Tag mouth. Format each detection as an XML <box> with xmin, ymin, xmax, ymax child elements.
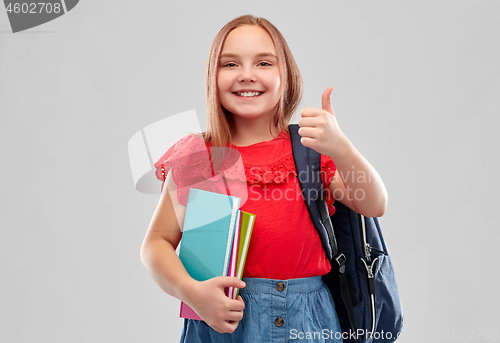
<box><xmin>233</xmin><ymin>91</ymin><xmax>264</xmax><ymax>97</ymax></box>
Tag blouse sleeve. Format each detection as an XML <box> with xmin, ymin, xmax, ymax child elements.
<box><xmin>320</xmin><ymin>154</ymin><xmax>337</xmax><ymax>216</ymax></box>
<box><xmin>153</xmin><ymin>134</ymin><xmax>214</xmax><ymax>205</ymax></box>
<box><xmin>153</xmin><ymin>135</ymin><xmax>247</xmax><ymax>206</ymax></box>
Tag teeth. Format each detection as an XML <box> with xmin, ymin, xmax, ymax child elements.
<box><xmin>236</xmin><ymin>92</ymin><xmax>261</xmax><ymax>97</ymax></box>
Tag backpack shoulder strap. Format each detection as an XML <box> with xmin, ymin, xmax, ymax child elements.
<box><xmin>288</xmin><ymin>124</ymin><xmax>341</xmax><ymax>264</ymax></box>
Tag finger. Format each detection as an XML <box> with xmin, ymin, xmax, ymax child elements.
<box><xmin>207</xmin><ymin>311</ymin><xmax>241</xmax><ymax>333</ymax></box>
<box><xmin>300</xmin><ymin>107</ymin><xmax>321</xmax><ymax>117</ymax></box>
<box><xmin>298</xmin><ymin>127</ymin><xmax>318</xmax><ymax>139</ymax></box>
<box><xmin>228</xmin><ymin>297</ymin><xmax>245</xmax><ymax>311</ymax></box>
<box><xmin>322</xmin><ymin>87</ymin><xmax>334</xmax><ymax>114</ymax></box>
<box><xmin>300</xmin><ymin>137</ymin><xmax>318</xmax><ymax>150</ymax></box>
<box><xmin>220</xmin><ymin>320</ymin><xmax>240</xmax><ymax>334</ymax></box>
<box><xmin>226</xmin><ymin>311</ymin><xmax>244</xmax><ymax>323</ymax></box>
<box><xmin>215</xmin><ymin>276</ymin><xmax>246</xmax><ymax>289</ymax></box>
<box><xmin>298</xmin><ymin>117</ymin><xmax>318</xmax><ymax>128</ymax></box>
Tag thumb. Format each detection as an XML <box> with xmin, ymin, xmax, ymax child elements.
<box><xmin>215</xmin><ymin>276</ymin><xmax>246</xmax><ymax>289</ymax></box>
<box><xmin>322</xmin><ymin>87</ymin><xmax>334</xmax><ymax>114</ymax></box>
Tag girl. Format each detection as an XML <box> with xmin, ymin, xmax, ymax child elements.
<box><xmin>141</xmin><ymin>15</ymin><xmax>387</xmax><ymax>343</ymax></box>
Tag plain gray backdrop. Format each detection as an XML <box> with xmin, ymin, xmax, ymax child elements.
<box><xmin>1</xmin><ymin>1</ymin><xmax>499</xmax><ymax>342</ymax></box>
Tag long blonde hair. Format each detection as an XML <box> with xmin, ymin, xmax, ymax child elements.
<box><xmin>204</xmin><ymin>15</ymin><xmax>303</xmax><ymax>148</ymax></box>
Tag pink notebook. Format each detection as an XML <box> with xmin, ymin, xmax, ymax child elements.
<box><xmin>180</xmin><ymin>302</ymin><xmax>203</xmax><ymax>321</ymax></box>
<box><xmin>226</xmin><ymin>210</ymin><xmax>241</xmax><ymax>299</ymax></box>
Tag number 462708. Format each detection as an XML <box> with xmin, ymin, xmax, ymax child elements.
<box><xmin>5</xmin><ymin>3</ymin><xmax>62</xmax><ymax>14</ymax></box>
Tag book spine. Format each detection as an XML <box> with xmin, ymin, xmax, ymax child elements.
<box><xmin>222</xmin><ymin>198</ymin><xmax>240</xmax><ymax>277</ymax></box>
<box><xmin>227</xmin><ymin>210</ymin><xmax>241</xmax><ymax>299</ymax></box>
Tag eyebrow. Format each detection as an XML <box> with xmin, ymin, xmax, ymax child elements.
<box><xmin>219</xmin><ymin>52</ymin><xmax>277</xmax><ymax>59</ymax></box>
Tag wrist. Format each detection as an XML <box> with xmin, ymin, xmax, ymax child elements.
<box><xmin>178</xmin><ymin>277</ymin><xmax>201</xmax><ymax>304</ymax></box>
<box><xmin>328</xmin><ymin>134</ymin><xmax>355</xmax><ymax>160</ymax></box>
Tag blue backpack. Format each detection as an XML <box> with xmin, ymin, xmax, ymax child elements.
<box><xmin>289</xmin><ymin>124</ymin><xmax>403</xmax><ymax>343</ymax></box>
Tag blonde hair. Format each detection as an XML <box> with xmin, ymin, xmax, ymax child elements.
<box><xmin>204</xmin><ymin>14</ymin><xmax>303</xmax><ymax>148</ymax></box>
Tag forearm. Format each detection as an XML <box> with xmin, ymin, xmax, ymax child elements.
<box><xmin>140</xmin><ymin>236</ymin><xmax>196</xmax><ymax>303</ymax></box>
<box><xmin>140</xmin><ymin>236</ymin><xmax>246</xmax><ymax>333</ymax></box>
<box><xmin>330</xmin><ymin>139</ymin><xmax>388</xmax><ymax>217</ymax></box>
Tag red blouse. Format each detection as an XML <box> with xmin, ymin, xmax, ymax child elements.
<box><xmin>154</xmin><ymin>130</ymin><xmax>337</xmax><ymax>280</ymax></box>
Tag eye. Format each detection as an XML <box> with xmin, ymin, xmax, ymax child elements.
<box><xmin>258</xmin><ymin>62</ymin><xmax>272</xmax><ymax>66</ymax></box>
<box><xmin>222</xmin><ymin>62</ymin><xmax>237</xmax><ymax>67</ymax></box>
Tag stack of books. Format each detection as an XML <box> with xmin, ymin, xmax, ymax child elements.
<box><xmin>178</xmin><ymin>188</ymin><xmax>255</xmax><ymax>321</ymax></box>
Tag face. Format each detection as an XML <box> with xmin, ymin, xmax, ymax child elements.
<box><xmin>217</xmin><ymin>25</ymin><xmax>281</xmax><ymax>123</ymax></box>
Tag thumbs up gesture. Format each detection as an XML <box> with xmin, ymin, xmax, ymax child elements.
<box><xmin>298</xmin><ymin>87</ymin><xmax>348</xmax><ymax>158</ymax></box>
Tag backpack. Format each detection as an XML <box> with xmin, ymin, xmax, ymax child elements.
<box><xmin>289</xmin><ymin>124</ymin><xmax>404</xmax><ymax>343</ymax></box>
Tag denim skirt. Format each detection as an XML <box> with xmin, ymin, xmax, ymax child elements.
<box><xmin>179</xmin><ymin>276</ymin><xmax>343</xmax><ymax>343</ymax></box>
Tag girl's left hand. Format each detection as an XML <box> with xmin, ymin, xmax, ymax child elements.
<box><xmin>298</xmin><ymin>87</ymin><xmax>349</xmax><ymax>158</ymax></box>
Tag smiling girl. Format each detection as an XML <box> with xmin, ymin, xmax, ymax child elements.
<box><xmin>141</xmin><ymin>15</ymin><xmax>387</xmax><ymax>343</ymax></box>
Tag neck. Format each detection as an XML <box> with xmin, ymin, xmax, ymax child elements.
<box><xmin>231</xmin><ymin>117</ymin><xmax>281</xmax><ymax>147</ymax></box>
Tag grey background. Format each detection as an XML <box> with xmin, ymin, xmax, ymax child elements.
<box><xmin>1</xmin><ymin>1</ymin><xmax>499</xmax><ymax>342</ymax></box>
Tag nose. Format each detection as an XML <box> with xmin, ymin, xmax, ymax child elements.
<box><xmin>238</xmin><ymin>66</ymin><xmax>256</xmax><ymax>83</ymax></box>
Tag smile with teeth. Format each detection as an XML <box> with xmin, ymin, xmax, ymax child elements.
<box><xmin>235</xmin><ymin>91</ymin><xmax>263</xmax><ymax>97</ymax></box>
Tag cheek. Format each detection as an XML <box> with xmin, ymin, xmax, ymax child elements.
<box><xmin>216</xmin><ymin>76</ymin><xmax>224</xmax><ymax>93</ymax></box>
<box><xmin>216</xmin><ymin>74</ymin><xmax>232</xmax><ymax>108</ymax></box>
<box><xmin>217</xmin><ymin>80</ymin><xmax>230</xmax><ymax>106</ymax></box>
<box><xmin>216</xmin><ymin>71</ymin><xmax>226</xmax><ymax>92</ymax></box>
<box><xmin>217</xmin><ymin>70</ymin><xmax>234</xmax><ymax>90</ymax></box>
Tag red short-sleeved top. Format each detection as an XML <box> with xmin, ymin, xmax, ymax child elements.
<box><xmin>154</xmin><ymin>130</ymin><xmax>337</xmax><ymax>280</ymax></box>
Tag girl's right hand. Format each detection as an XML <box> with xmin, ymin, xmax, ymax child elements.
<box><xmin>185</xmin><ymin>277</ymin><xmax>246</xmax><ymax>334</ymax></box>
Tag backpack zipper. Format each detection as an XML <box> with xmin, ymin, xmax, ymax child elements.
<box><xmin>359</xmin><ymin>214</ymin><xmax>377</xmax><ymax>338</ymax></box>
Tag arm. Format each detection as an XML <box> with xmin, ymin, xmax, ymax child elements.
<box><xmin>140</xmin><ymin>171</ymin><xmax>246</xmax><ymax>333</ymax></box>
<box><xmin>327</xmin><ymin>142</ymin><xmax>387</xmax><ymax>217</ymax></box>
<box><xmin>299</xmin><ymin>87</ymin><xmax>387</xmax><ymax>217</ymax></box>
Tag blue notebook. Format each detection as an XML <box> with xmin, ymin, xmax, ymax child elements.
<box><xmin>179</xmin><ymin>188</ymin><xmax>240</xmax><ymax>320</ymax></box>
